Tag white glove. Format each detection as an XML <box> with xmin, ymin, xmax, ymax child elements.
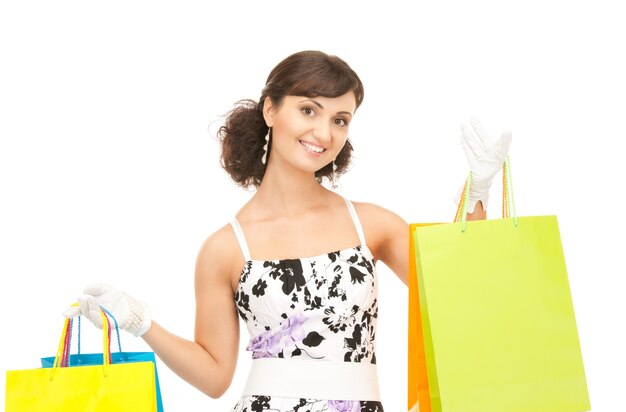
<box><xmin>458</xmin><ymin>116</ymin><xmax>512</xmax><ymax>213</ymax></box>
<box><xmin>63</xmin><ymin>283</ymin><xmax>152</xmax><ymax>337</ymax></box>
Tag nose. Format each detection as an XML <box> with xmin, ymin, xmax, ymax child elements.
<box><xmin>313</xmin><ymin>120</ymin><xmax>331</xmax><ymax>144</ymax></box>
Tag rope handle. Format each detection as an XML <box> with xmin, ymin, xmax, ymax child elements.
<box><xmin>50</xmin><ymin>307</ymin><xmax>110</xmax><ymax>380</ymax></box>
<box><xmin>453</xmin><ymin>156</ymin><xmax>518</xmax><ymax>231</ymax></box>
<box><xmin>51</xmin><ymin>304</ymin><xmax>123</xmax><ymax>378</ymax></box>
<box><xmin>100</xmin><ymin>306</ymin><xmax>123</xmax><ymax>356</ymax></box>
<box><xmin>73</xmin><ymin>307</ymin><xmax>122</xmax><ymax>359</ymax></box>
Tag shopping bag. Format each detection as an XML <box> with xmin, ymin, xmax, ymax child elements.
<box><xmin>409</xmin><ymin>222</ymin><xmax>438</xmax><ymax>412</ymax></box>
<box><xmin>5</xmin><ymin>306</ymin><xmax>159</xmax><ymax>412</ymax></box>
<box><xmin>409</xmin><ymin>158</ymin><xmax>591</xmax><ymax>412</ymax></box>
<box><xmin>40</xmin><ymin>311</ymin><xmax>165</xmax><ymax>412</ymax></box>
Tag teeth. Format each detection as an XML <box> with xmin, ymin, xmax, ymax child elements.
<box><xmin>300</xmin><ymin>141</ymin><xmax>325</xmax><ymax>153</ymax></box>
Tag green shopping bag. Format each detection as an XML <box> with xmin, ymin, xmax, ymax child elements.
<box><xmin>412</xmin><ymin>158</ymin><xmax>590</xmax><ymax>411</ymax></box>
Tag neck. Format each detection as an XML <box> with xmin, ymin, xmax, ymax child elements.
<box><xmin>252</xmin><ymin>162</ymin><xmax>331</xmax><ymax>218</ymax></box>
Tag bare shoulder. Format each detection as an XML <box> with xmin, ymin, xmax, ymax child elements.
<box><xmin>351</xmin><ymin>201</ymin><xmax>407</xmax><ymax>226</ymax></box>
<box><xmin>195</xmin><ymin>223</ymin><xmax>242</xmax><ymax>290</ymax></box>
<box><xmin>350</xmin><ymin>201</ymin><xmax>408</xmax><ymax>259</ymax></box>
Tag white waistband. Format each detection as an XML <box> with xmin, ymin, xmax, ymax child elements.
<box><xmin>242</xmin><ymin>358</ymin><xmax>381</xmax><ymax>401</ymax></box>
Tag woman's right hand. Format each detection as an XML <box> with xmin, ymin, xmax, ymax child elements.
<box><xmin>63</xmin><ymin>283</ymin><xmax>152</xmax><ymax>337</ymax></box>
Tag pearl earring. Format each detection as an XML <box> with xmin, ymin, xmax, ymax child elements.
<box><xmin>331</xmin><ymin>160</ymin><xmax>339</xmax><ymax>190</ymax></box>
<box><xmin>261</xmin><ymin>127</ymin><xmax>270</xmax><ymax>165</ymax></box>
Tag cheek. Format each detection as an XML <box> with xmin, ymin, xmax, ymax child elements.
<box><xmin>275</xmin><ymin>116</ymin><xmax>309</xmax><ymax>138</ymax></box>
<box><xmin>334</xmin><ymin>129</ymin><xmax>349</xmax><ymax>146</ymax></box>
<box><xmin>331</xmin><ymin>138</ymin><xmax>349</xmax><ymax>157</ymax></box>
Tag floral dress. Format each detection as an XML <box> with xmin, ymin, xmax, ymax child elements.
<box><xmin>230</xmin><ymin>199</ymin><xmax>384</xmax><ymax>412</ymax></box>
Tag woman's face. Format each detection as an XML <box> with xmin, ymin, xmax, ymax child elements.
<box><xmin>264</xmin><ymin>92</ymin><xmax>356</xmax><ymax>174</ymax></box>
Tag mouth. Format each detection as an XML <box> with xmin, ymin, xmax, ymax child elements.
<box><xmin>299</xmin><ymin>140</ymin><xmax>326</xmax><ymax>155</ymax></box>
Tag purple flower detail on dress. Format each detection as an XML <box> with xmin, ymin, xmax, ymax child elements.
<box><xmin>246</xmin><ymin>328</ymin><xmax>282</xmax><ymax>359</ymax></box>
<box><xmin>328</xmin><ymin>400</ymin><xmax>360</xmax><ymax>412</ymax></box>
<box><xmin>246</xmin><ymin>313</ymin><xmax>307</xmax><ymax>359</ymax></box>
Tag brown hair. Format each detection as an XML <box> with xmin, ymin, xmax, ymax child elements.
<box><xmin>217</xmin><ymin>50</ymin><xmax>364</xmax><ymax>189</ymax></box>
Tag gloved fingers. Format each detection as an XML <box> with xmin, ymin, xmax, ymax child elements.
<box><xmin>84</xmin><ymin>283</ymin><xmax>113</xmax><ymax>298</ymax></box>
<box><xmin>77</xmin><ymin>295</ymin><xmax>104</xmax><ymax>329</ymax></box>
<box><xmin>496</xmin><ymin>130</ymin><xmax>512</xmax><ymax>158</ymax></box>
<box><xmin>461</xmin><ymin>123</ymin><xmax>484</xmax><ymax>159</ymax></box>
<box><xmin>460</xmin><ymin>132</ymin><xmax>477</xmax><ymax>163</ymax></box>
<box><xmin>63</xmin><ymin>306</ymin><xmax>81</xmax><ymax>318</ymax></box>
<box><xmin>469</xmin><ymin>116</ymin><xmax>494</xmax><ymax>150</ymax></box>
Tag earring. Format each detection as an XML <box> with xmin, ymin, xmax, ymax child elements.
<box><xmin>261</xmin><ymin>127</ymin><xmax>270</xmax><ymax>165</ymax></box>
<box><xmin>331</xmin><ymin>160</ymin><xmax>339</xmax><ymax>190</ymax></box>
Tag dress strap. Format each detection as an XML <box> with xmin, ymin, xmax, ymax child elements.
<box><xmin>230</xmin><ymin>218</ymin><xmax>252</xmax><ymax>262</ymax></box>
<box><xmin>343</xmin><ymin>198</ymin><xmax>367</xmax><ymax>246</ymax></box>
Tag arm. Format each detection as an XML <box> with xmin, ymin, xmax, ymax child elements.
<box><xmin>68</xmin><ymin>226</ymin><xmax>242</xmax><ymax>399</ymax></box>
<box><xmin>142</xmin><ymin>227</ymin><xmax>240</xmax><ymax>398</ymax></box>
<box><xmin>355</xmin><ymin>202</ymin><xmax>409</xmax><ymax>286</ymax></box>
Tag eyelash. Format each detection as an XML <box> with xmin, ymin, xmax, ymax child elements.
<box><xmin>300</xmin><ymin>106</ymin><xmax>349</xmax><ymax>127</ymax></box>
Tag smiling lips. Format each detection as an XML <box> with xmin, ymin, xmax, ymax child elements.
<box><xmin>299</xmin><ymin>140</ymin><xmax>326</xmax><ymax>155</ymax></box>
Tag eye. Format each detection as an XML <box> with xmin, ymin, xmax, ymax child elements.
<box><xmin>301</xmin><ymin>106</ymin><xmax>316</xmax><ymax>117</ymax></box>
<box><xmin>334</xmin><ymin>118</ymin><xmax>348</xmax><ymax>127</ymax></box>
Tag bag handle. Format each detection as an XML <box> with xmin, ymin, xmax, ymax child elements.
<box><xmin>50</xmin><ymin>305</ymin><xmax>113</xmax><ymax>380</ymax></box>
<box><xmin>74</xmin><ymin>306</ymin><xmax>123</xmax><ymax>359</ymax></box>
<box><xmin>453</xmin><ymin>156</ymin><xmax>518</xmax><ymax>232</ymax></box>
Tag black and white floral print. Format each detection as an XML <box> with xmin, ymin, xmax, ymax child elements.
<box><xmin>236</xmin><ymin>246</ymin><xmax>378</xmax><ymax>363</ymax></box>
<box><xmin>232</xmin><ymin>245</ymin><xmax>382</xmax><ymax>412</ymax></box>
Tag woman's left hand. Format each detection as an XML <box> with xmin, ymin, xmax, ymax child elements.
<box><xmin>459</xmin><ymin>116</ymin><xmax>512</xmax><ymax>213</ymax></box>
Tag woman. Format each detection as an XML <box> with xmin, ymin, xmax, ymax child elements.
<box><xmin>66</xmin><ymin>50</ymin><xmax>509</xmax><ymax>411</ymax></box>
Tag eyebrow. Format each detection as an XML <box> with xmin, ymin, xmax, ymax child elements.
<box><xmin>299</xmin><ymin>98</ymin><xmax>353</xmax><ymax>118</ymax></box>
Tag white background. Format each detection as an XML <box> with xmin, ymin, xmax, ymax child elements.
<box><xmin>1</xmin><ymin>1</ymin><xmax>624</xmax><ymax>411</ymax></box>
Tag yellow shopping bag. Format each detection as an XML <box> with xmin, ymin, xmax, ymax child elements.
<box><xmin>409</xmin><ymin>158</ymin><xmax>590</xmax><ymax>411</ymax></box>
<box><xmin>5</xmin><ymin>307</ymin><xmax>158</xmax><ymax>412</ymax></box>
